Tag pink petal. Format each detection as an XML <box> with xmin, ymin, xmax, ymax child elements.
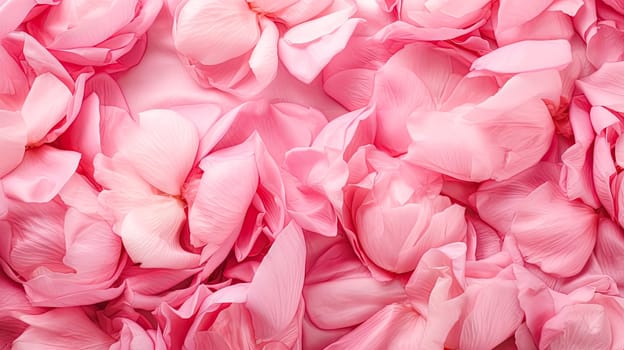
<box><xmin>459</xmin><ymin>281</ymin><xmax>524</xmax><ymax>350</ymax></box>
<box><xmin>2</xmin><ymin>198</ymin><xmax>69</xmax><ymax>279</ymax></box>
<box><xmin>3</xmin><ymin>145</ymin><xmax>80</xmax><ymax>203</ymax></box>
<box><xmin>273</xmin><ymin>0</ymin><xmax>334</xmax><ymax>26</ymax></box>
<box><xmin>33</xmin><ymin>0</ymin><xmax>139</xmax><ymax>48</ymax></box>
<box><xmin>189</xmin><ymin>140</ymin><xmax>259</xmax><ymax>251</ymax></box>
<box><xmin>174</xmin><ymin>0</ymin><xmax>260</xmax><ymax>65</ymax></box>
<box><xmin>540</xmin><ymin>304</ymin><xmax>612</xmax><ymax>350</ymax></box>
<box><xmin>594</xmin><ymin>218</ymin><xmax>624</xmax><ymax>289</ymax></box>
<box><xmin>305</xmin><ymin>242</ymin><xmax>406</xmax><ymax>330</ymax></box>
<box><xmin>280</xmin><ymin>12</ymin><xmax>362</xmax><ymax>83</ymax></box>
<box><xmin>0</xmin><ymin>0</ymin><xmax>36</xmax><ymax>38</ymax></box>
<box><xmin>577</xmin><ymin>61</ymin><xmax>624</xmax><ymax>111</ymax></box>
<box><xmin>14</xmin><ymin>308</ymin><xmax>115</xmax><ymax>350</ymax></box>
<box><xmin>323</xmin><ymin>68</ymin><xmax>376</xmax><ymax>111</ymax></box>
<box><xmin>120</xmin><ymin>109</ymin><xmax>198</xmax><ymax>196</ymax></box>
<box><xmin>0</xmin><ymin>110</ymin><xmax>26</xmax><ymax>177</ymax></box>
<box><xmin>249</xmin><ymin>0</ymin><xmax>299</xmax><ymax>14</ymax></box>
<box><xmin>246</xmin><ymin>222</ymin><xmax>305</xmax><ymax>343</ymax></box>
<box><xmin>511</xmin><ymin>182</ymin><xmax>598</xmax><ymax>277</ymax></box>
<box><xmin>496</xmin><ymin>0</ymin><xmax>555</xmax><ymax>31</ymax></box>
<box><xmin>215</xmin><ymin>101</ymin><xmax>327</xmax><ymax>164</ymax></box>
<box><xmin>20</xmin><ymin>72</ymin><xmax>72</xmax><ymax>146</ymax></box>
<box><xmin>325</xmin><ymin>304</ymin><xmax>425</xmax><ymax>349</ymax></box>
<box><xmin>119</xmin><ymin>196</ymin><xmax>199</xmax><ymax>269</ymax></box>
<box><xmin>471</xmin><ymin>39</ymin><xmax>572</xmax><ymax>73</ymax></box>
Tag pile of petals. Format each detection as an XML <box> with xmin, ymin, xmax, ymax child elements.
<box><xmin>5</xmin><ymin>0</ymin><xmax>624</xmax><ymax>349</ymax></box>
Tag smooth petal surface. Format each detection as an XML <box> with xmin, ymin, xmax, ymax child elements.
<box><xmin>120</xmin><ymin>196</ymin><xmax>199</xmax><ymax>269</ymax></box>
<box><xmin>471</xmin><ymin>39</ymin><xmax>572</xmax><ymax>73</ymax></box>
<box><xmin>120</xmin><ymin>109</ymin><xmax>198</xmax><ymax>196</ymax></box>
<box><xmin>511</xmin><ymin>182</ymin><xmax>598</xmax><ymax>277</ymax></box>
<box><xmin>0</xmin><ymin>110</ymin><xmax>26</xmax><ymax>177</ymax></box>
<box><xmin>174</xmin><ymin>0</ymin><xmax>260</xmax><ymax>65</ymax></box>
<box><xmin>247</xmin><ymin>222</ymin><xmax>306</xmax><ymax>343</ymax></box>
<box><xmin>189</xmin><ymin>140</ymin><xmax>259</xmax><ymax>251</ymax></box>
<box><xmin>2</xmin><ymin>146</ymin><xmax>80</xmax><ymax>203</ymax></box>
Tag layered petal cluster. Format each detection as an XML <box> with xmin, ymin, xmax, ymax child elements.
<box><xmin>24</xmin><ymin>0</ymin><xmax>163</xmax><ymax>71</ymax></box>
<box><xmin>5</xmin><ymin>0</ymin><xmax>624</xmax><ymax>349</ymax></box>
<box><xmin>171</xmin><ymin>0</ymin><xmax>361</xmax><ymax>95</ymax></box>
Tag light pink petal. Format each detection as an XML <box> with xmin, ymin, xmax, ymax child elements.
<box><xmin>34</xmin><ymin>0</ymin><xmax>139</xmax><ymax>48</ymax></box>
<box><xmin>273</xmin><ymin>0</ymin><xmax>334</xmax><ymax>26</ymax></box>
<box><xmin>0</xmin><ymin>110</ymin><xmax>26</xmax><ymax>177</ymax></box>
<box><xmin>325</xmin><ymin>304</ymin><xmax>424</xmax><ymax>349</ymax></box>
<box><xmin>474</xmin><ymin>161</ymin><xmax>560</xmax><ymax>236</ymax></box>
<box><xmin>312</xmin><ymin>105</ymin><xmax>376</xmax><ymax>161</ymax></box>
<box><xmin>577</xmin><ymin>61</ymin><xmax>624</xmax><ymax>111</ymax></box>
<box><xmin>215</xmin><ymin>101</ymin><xmax>326</xmax><ymax>164</ymax></box>
<box><xmin>249</xmin><ymin>0</ymin><xmax>299</xmax><ymax>14</ymax></box>
<box><xmin>375</xmin><ymin>18</ymin><xmax>486</xmax><ymax>42</ymax></box>
<box><xmin>304</xmin><ymin>276</ymin><xmax>405</xmax><ymax>330</ymax></box>
<box><xmin>594</xmin><ymin>218</ymin><xmax>624</xmax><ymax>289</ymax></box>
<box><xmin>372</xmin><ymin>61</ymin><xmax>433</xmax><ymax>154</ymax></box>
<box><xmin>323</xmin><ymin>68</ymin><xmax>376</xmax><ymax>111</ymax></box>
<box><xmin>279</xmin><ymin>19</ymin><xmax>362</xmax><ymax>84</ymax></box>
<box><xmin>283</xmin><ymin>147</ymin><xmax>348</xmax><ymax>236</ymax></box>
<box><xmin>560</xmin><ymin>96</ymin><xmax>600</xmax><ymax>208</ymax></box>
<box><xmin>496</xmin><ymin>0</ymin><xmax>555</xmax><ymax>31</ymax></box>
<box><xmin>246</xmin><ymin>222</ymin><xmax>305</xmax><ymax>343</ymax></box>
<box><xmin>0</xmin><ymin>0</ymin><xmax>36</xmax><ymax>38</ymax></box>
<box><xmin>511</xmin><ymin>182</ymin><xmax>598</xmax><ymax>277</ymax></box>
<box><xmin>245</xmin><ymin>18</ymin><xmax>279</xmax><ymax>93</ymax></box>
<box><xmin>14</xmin><ymin>308</ymin><xmax>115</xmax><ymax>350</ymax></box>
<box><xmin>189</xmin><ymin>140</ymin><xmax>259</xmax><ymax>252</ymax></box>
<box><xmin>459</xmin><ymin>282</ymin><xmax>524</xmax><ymax>350</ymax></box>
<box><xmin>20</xmin><ymin>73</ymin><xmax>72</xmax><ymax>146</ymax></box>
<box><xmin>408</xmin><ymin>70</ymin><xmax>558</xmax><ymax>182</ymax></box>
<box><xmin>3</xmin><ymin>146</ymin><xmax>80</xmax><ymax>203</ymax></box>
<box><xmin>120</xmin><ymin>196</ymin><xmax>199</xmax><ymax>269</ymax></box>
<box><xmin>121</xmin><ymin>109</ymin><xmax>198</xmax><ymax>196</ymax></box>
<box><xmin>540</xmin><ymin>304</ymin><xmax>612</xmax><ymax>350</ymax></box>
<box><xmin>471</xmin><ymin>40</ymin><xmax>572</xmax><ymax>73</ymax></box>
<box><xmin>586</xmin><ymin>23</ymin><xmax>624</xmax><ymax>68</ymax></box>
<box><xmin>174</xmin><ymin>0</ymin><xmax>260</xmax><ymax>65</ymax></box>
<box><xmin>3</xmin><ymin>198</ymin><xmax>69</xmax><ymax>280</ymax></box>
<box><xmin>109</xmin><ymin>319</ymin><xmax>157</xmax><ymax>350</ymax></box>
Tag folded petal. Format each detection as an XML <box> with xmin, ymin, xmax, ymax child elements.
<box><xmin>306</xmin><ymin>275</ymin><xmax>407</xmax><ymax>329</ymax></box>
<box><xmin>247</xmin><ymin>222</ymin><xmax>305</xmax><ymax>343</ymax></box>
<box><xmin>190</xmin><ymin>139</ymin><xmax>259</xmax><ymax>252</ymax></box>
<box><xmin>471</xmin><ymin>39</ymin><xmax>572</xmax><ymax>73</ymax></box>
<box><xmin>20</xmin><ymin>73</ymin><xmax>72</xmax><ymax>146</ymax></box>
<box><xmin>120</xmin><ymin>196</ymin><xmax>199</xmax><ymax>269</ymax></box>
<box><xmin>280</xmin><ymin>13</ymin><xmax>361</xmax><ymax>83</ymax></box>
<box><xmin>540</xmin><ymin>304</ymin><xmax>612</xmax><ymax>350</ymax></box>
<box><xmin>0</xmin><ymin>110</ymin><xmax>26</xmax><ymax>177</ymax></box>
<box><xmin>325</xmin><ymin>304</ymin><xmax>424</xmax><ymax>349</ymax></box>
<box><xmin>459</xmin><ymin>281</ymin><xmax>524</xmax><ymax>350</ymax></box>
<box><xmin>577</xmin><ymin>61</ymin><xmax>624</xmax><ymax>111</ymax></box>
<box><xmin>174</xmin><ymin>0</ymin><xmax>260</xmax><ymax>65</ymax></box>
<box><xmin>2</xmin><ymin>145</ymin><xmax>80</xmax><ymax>203</ymax></box>
<box><xmin>511</xmin><ymin>182</ymin><xmax>598</xmax><ymax>277</ymax></box>
<box><xmin>249</xmin><ymin>0</ymin><xmax>299</xmax><ymax>14</ymax></box>
<box><xmin>14</xmin><ymin>308</ymin><xmax>115</xmax><ymax>350</ymax></box>
<box><xmin>496</xmin><ymin>0</ymin><xmax>554</xmax><ymax>31</ymax></box>
<box><xmin>215</xmin><ymin>101</ymin><xmax>326</xmax><ymax>164</ymax></box>
<box><xmin>120</xmin><ymin>109</ymin><xmax>199</xmax><ymax>195</ymax></box>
